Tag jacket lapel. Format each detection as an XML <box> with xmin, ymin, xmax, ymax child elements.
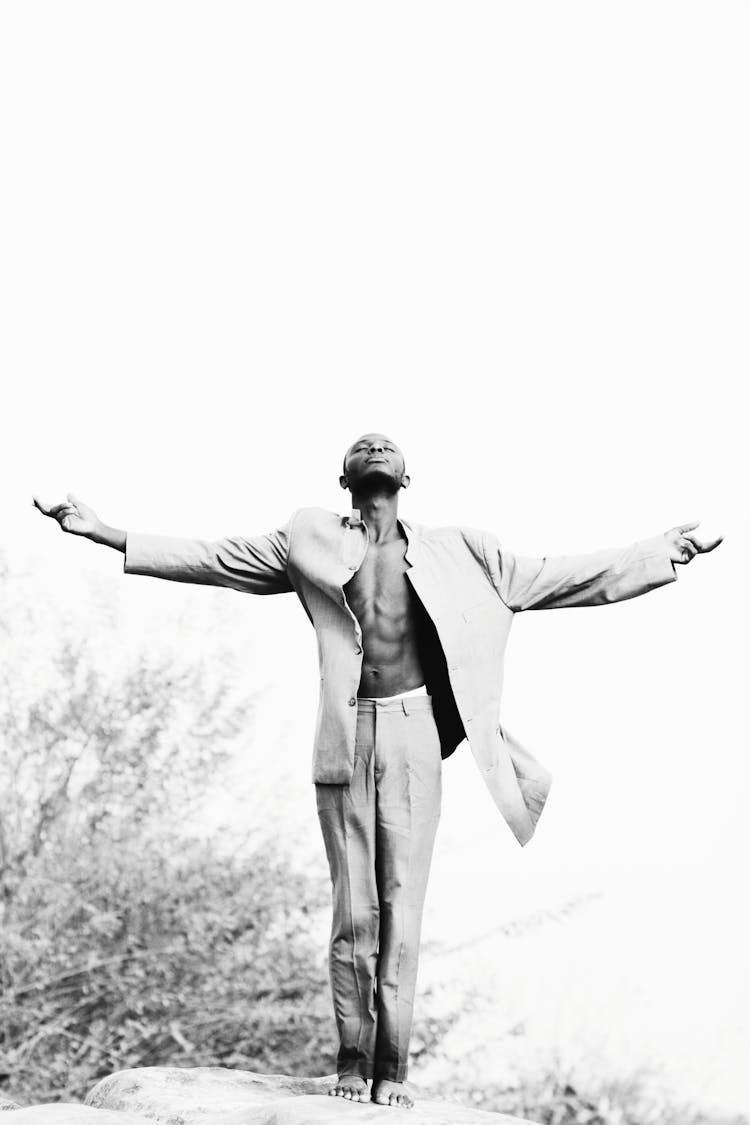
<box><xmin>399</xmin><ymin>517</ymin><xmax>419</xmax><ymax>568</ymax></box>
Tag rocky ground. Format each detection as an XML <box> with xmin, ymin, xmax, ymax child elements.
<box><xmin>0</xmin><ymin>1067</ymin><xmax>535</xmax><ymax>1123</ymax></box>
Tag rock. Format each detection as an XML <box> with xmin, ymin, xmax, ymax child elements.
<box><xmin>86</xmin><ymin>1067</ymin><xmax>536</xmax><ymax>1124</ymax></box>
<box><xmin>2</xmin><ymin>1106</ymin><xmax>152</xmax><ymax>1123</ymax></box>
<box><xmin>87</xmin><ymin>1068</ymin><xmax>331</xmax><ymax>1123</ymax></box>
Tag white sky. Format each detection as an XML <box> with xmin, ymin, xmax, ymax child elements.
<box><xmin>2</xmin><ymin>2</ymin><xmax>749</xmax><ymax>1109</ymax></box>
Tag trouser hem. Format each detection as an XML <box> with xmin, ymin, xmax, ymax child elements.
<box><xmin>337</xmin><ymin>1064</ymin><xmax>372</xmax><ymax>1081</ymax></box>
<box><xmin>374</xmin><ymin>1064</ymin><xmax>408</xmax><ymax>1083</ymax></box>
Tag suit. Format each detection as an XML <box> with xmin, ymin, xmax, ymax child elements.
<box><xmin>125</xmin><ymin>505</ymin><xmax>676</xmax><ymax>846</ymax></box>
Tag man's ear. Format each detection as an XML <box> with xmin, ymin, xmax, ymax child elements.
<box><xmin>339</xmin><ymin>474</ymin><xmax>349</xmax><ymax>491</ymax></box>
<box><xmin>400</xmin><ymin>474</ymin><xmax>411</xmax><ymax>490</ymax></box>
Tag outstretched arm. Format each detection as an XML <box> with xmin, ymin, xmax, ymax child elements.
<box><xmin>32</xmin><ymin>493</ymin><xmax>294</xmax><ymax>595</ymax></box>
<box><xmin>484</xmin><ymin>522</ymin><xmax>722</xmax><ymax>612</ymax></box>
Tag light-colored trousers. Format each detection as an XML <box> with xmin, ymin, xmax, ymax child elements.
<box><xmin>315</xmin><ymin>694</ymin><xmax>442</xmax><ymax>1082</ymax></box>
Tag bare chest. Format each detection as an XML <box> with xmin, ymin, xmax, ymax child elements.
<box><xmin>344</xmin><ymin>539</ymin><xmax>412</xmax><ymax>622</ymax></box>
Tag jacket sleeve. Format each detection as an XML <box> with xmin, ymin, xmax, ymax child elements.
<box><xmin>123</xmin><ymin>514</ymin><xmax>296</xmax><ymax>595</ymax></box>
<box><xmin>482</xmin><ymin>531</ymin><xmax>677</xmax><ymax>611</ymax></box>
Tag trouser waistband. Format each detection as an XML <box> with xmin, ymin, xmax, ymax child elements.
<box><xmin>357</xmin><ymin>683</ymin><xmax>430</xmax><ymax>708</ymax></box>
<box><xmin>356</xmin><ymin>694</ymin><xmax>433</xmax><ymax>715</ymax></box>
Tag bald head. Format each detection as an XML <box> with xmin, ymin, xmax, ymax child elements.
<box><xmin>342</xmin><ymin>433</ymin><xmax>404</xmax><ymax>473</ymax></box>
<box><xmin>340</xmin><ymin>433</ymin><xmax>409</xmax><ymax>495</ymax></box>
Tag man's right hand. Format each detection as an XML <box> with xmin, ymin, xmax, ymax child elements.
<box><xmin>32</xmin><ymin>493</ymin><xmax>126</xmax><ymax>552</ymax></box>
<box><xmin>33</xmin><ymin>492</ymin><xmax>101</xmax><ymax>537</ymax></box>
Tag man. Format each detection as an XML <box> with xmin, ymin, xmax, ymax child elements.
<box><xmin>33</xmin><ymin>434</ymin><xmax>722</xmax><ymax>1109</ymax></box>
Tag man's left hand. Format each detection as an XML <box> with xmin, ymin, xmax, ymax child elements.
<box><xmin>665</xmin><ymin>522</ymin><xmax>723</xmax><ymax>565</ymax></box>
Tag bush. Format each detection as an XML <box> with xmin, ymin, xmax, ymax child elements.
<box><xmin>458</xmin><ymin>1073</ymin><xmax>745</xmax><ymax>1125</ymax></box>
<box><xmin>1</xmin><ymin>832</ymin><xmax>333</xmax><ymax>1104</ymax></box>
<box><xmin>0</xmin><ymin>561</ymin><xmax>334</xmax><ymax>1104</ymax></box>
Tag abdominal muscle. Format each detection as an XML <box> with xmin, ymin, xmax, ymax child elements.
<box><xmin>344</xmin><ymin>538</ymin><xmax>425</xmax><ymax>699</ymax></box>
<box><xmin>356</xmin><ymin>623</ymin><xmax>425</xmax><ymax>697</ymax></box>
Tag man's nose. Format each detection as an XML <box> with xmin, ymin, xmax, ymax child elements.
<box><xmin>369</xmin><ymin>442</ymin><xmax>385</xmax><ymax>453</ymax></box>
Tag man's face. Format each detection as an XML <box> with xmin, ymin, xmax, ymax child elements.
<box><xmin>341</xmin><ymin>433</ymin><xmax>408</xmax><ymax>494</ymax></box>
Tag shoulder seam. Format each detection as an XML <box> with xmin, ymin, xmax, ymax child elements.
<box><xmin>286</xmin><ymin>508</ymin><xmax>302</xmax><ymax>565</ymax></box>
<box><xmin>481</xmin><ymin>530</ymin><xmax>514</xmax><ymax>611</ymax></box>
<box><xmin>480</xmin><ymin>529</ymin><xmax>492</xmax><ymax>577</ymax></box>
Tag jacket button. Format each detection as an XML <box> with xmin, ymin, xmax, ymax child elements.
<box><xmin>348</xmin><ymin>697</ymin><xmax>357</xmax><ymax>706</ymax></box>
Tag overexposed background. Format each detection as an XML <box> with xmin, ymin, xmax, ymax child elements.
<box><xmin>2</xmin><ymin>2</ymin><xmax>748</xmax><ymax>1117</ymax></box>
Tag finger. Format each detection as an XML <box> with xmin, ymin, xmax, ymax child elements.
<box><xmin>695</xmin><ymin>535</ymin><xmax>724</xmax><ymax>554</ymax></box>
<box><xmin>679</xmin><ymin>538</ymin><xmax>697</xmax><ymax>562</ymax></box>
<box><xmin>37</xmin><ymin>500</ymin><xmax>72</xmax><ymax>519</ymax></box>
<box><xmin>32</xmin><ymin>495</ymin><xmax>51</xmax><ymax>515</ymax></box>
<box><xmin>683</xmin><ymin>532</ymin><xmax>722</xmax><ymax>553</ymax></box>
<box><xmin>67</xmin><ymin>491</ymin><xmax>81</xmax><ymax>505</ymax></box>
<box><xmin>677</xmin><ymin>521</ymin><xmax>700</xmax><ymax>534</ymax></box>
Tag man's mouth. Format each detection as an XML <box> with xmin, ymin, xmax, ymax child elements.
<box><xmin>367</xmin><ymin>457</ymin><xmax>387</xmax><ymax>464</ymax></box>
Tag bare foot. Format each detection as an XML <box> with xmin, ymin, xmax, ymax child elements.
<box><xmin>328</xmin><ymin>1074</ymin><xmax>369</xmax><ymax>1102</ymax></box>
<box><xmin>372</xmin><ymin>1079</ymin><xmax>414</xmax><ymax>1109</ymax></box>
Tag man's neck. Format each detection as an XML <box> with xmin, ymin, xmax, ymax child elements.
<box><xmin>349</xmin><ymin>491</ymin><xmax>402</xmax><ymax>545</ymax></box>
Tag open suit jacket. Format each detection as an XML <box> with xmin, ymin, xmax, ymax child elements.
<box><xmin>124</xmin><ymin>508</ymin><xmax>677</xmax><ymax>846</ymax></box>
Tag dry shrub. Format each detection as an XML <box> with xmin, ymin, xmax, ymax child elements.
<box><xmin>0</xmin><ymin>561</ymin><xmax>334</xmax><ymax>1104</ymax></box>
